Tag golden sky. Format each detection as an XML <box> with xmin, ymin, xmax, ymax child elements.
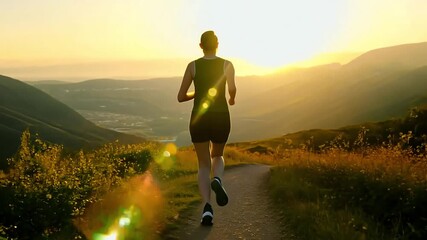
<box><xmin>1</xmin><ymin>0</ymin><xmax>426</xmax><ymax>79</ymax></box>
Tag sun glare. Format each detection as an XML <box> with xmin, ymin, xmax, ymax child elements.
<box><xmin>1</xmin><ymin>0</ymin><xmax>427</xmax><ymax>78</ymax></box>
<box><xmin>196</xmin><ymin>0</ymin><xmax>349</xmax><ymax>67</ymax></box>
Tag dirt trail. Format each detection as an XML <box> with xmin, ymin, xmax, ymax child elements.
<box><xmin>170</xmin><ymin>164</ymin><xmax>292</xmax><ymax>240</ymax></box>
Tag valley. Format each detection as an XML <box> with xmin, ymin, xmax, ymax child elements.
<box><xmin>28</xmin><ymin>42</ymin><xmax>427</xmax><ymax>147</ymax></box>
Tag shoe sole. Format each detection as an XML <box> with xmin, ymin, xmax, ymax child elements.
<box><xmin>201</xmin><ymin>212</ymin><xmax>213</xmax><ymax>226</ymax></box>
<box><xmin>211</xmin><ymin>179</ymin><xmax>228</xmax><ymax>206</ymax></box>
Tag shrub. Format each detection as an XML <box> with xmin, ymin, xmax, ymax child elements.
<box><xmin>0</xmin><ymin>130</ymin><xmax>157</xmax><ymax>239</ymax></box>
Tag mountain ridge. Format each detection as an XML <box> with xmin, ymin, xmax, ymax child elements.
<box><xmin>232</xmin><ymin>42</ymin><xmax>427</xmax><ymax>141</ymax></box>
<box><xmin>0</xmin><ymin>75</ymin><xmax>144</xmax><ymax>168</ymax></box>
<box><xmin>344</xmin><ymin>42</ymin><xmax>427</xmax><ymax>70</ymax></box>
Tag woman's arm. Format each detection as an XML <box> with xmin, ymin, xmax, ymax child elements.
<box><xmin>177</xmin><ymin>62</ymin><xmax>195</xmax><ymax>102</ymax></box>
<box><xmin>225</xmin><ymin>61</ymin><xmax>236</xmax><ymax>105</ymax></box>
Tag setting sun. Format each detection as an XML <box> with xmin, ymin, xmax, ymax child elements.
<box><xmin>1</xmin><ymin>0</ymin><xmax>427</xmax><ymax>80</ymax></box>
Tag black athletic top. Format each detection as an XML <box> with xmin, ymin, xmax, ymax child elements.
<box><xmin>192</xmin><ymin>57</ymin><xmax>228</xmax><ymax>113</ymax></box>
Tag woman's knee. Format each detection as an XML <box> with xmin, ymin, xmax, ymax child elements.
<box><xmin>211</xmin><ymin>143</ymin><xmax>226</xmax><ymax>157</ymax></box>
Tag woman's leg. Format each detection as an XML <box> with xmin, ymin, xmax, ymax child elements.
<box><xmin>194</xmin><ymin>141</ymin><xmax>211</xmax><ymax>204</ymax></box>
<box><xmin>210</xmin><ymin>142</ymin><xmax>229</xmax><ymax>206</ymax></box>
<box><xmin>211</xmin><ymin>142</ymin><xmax>226</xmax><ymax>179</ymax></box>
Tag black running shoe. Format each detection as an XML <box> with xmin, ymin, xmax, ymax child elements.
<box><xmin>201</xmin><ymin>203</ymin><xmax>213</xmax><ymax>226</ymax></box>
<box><xmin>211</xmin><ymin>177</ymin><xmax>229</xmax><ymax>206</ymax></box>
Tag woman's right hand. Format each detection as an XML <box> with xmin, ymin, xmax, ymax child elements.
<box><xmin>228</xmin><ymin>98</ymin><xmax>235</xmax><ymax>106</ymax></box>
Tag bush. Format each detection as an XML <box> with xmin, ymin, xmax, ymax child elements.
<box><xmin>0</xmin><ymin>130</ymin><xmax>157</xmax><ymax>239</ymax></box>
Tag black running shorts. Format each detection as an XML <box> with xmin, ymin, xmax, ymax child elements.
<box><xmin>190</xmin><ymin>111</ymin><xmax>230</xmax><ymax>143</ymax></box>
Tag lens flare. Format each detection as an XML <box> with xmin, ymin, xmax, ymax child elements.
<box><xmin>93</xmin><ymin>231</ymin><xmax>117</xmax><ymax>240</ymax></box>
<box><xmin>75</xmin><ymin>172</ymin><xmax>163</xmax><ymax>240</ymax></box>
<box><xmin>208</xmin><ymin>88</ymin><xmax>217</xmax><ymax>97</ymax></box>
<box><xmin>119</xmin><ymin>216</ymin><xmax>131</xmax><ymax>227</ymax></box>
<box><xmin>202</xmin><ymin>102</ymin><xmax>209</xmax><ymax>109</ymax></box>
<box><xmin>190</xmin><ymin>75</ymin><xmax>224</xmax><ymax>125</ymax></box>
<box><xmin>155</xmin><ymin>143</ymin><xmax>177</xmax><ymax>170</ymax></box>
<box><xmin>118</xmin><ymin>206</ymin><xmax>134</xmax><ymax>227</ymax></box>
<box><xmin>165</xmin><ymin>143</ymin><xmax>177</xmax><ymax>155</ymax></box>
<box><xmin>163</xmin><ymin>151</ymin><xmax>171</xmax><ymax>157</ymax></box>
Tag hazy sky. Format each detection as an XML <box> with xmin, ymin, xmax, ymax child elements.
<box><xmin>1</xmin><ymin>0</ymin><xmax>426</xmax><ymax>78</ymax></box>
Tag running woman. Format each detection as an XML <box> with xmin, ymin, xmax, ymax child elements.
<box><xmin>177</xmin><ymin>30</ymin><xmax>236</xmax><ymax>226</ymax></box>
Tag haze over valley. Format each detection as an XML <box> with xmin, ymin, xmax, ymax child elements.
<box><xmin>22</xmin><ymin>42</ymin><xmax>427</xmax><ymax>148</ymax></box>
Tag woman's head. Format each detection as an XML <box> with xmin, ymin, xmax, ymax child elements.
<box><xmin>200</xmin><ymin>31</ymin><xmax>218</xmax><ymax>51</ymax></box>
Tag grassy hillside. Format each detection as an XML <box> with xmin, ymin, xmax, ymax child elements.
<box><xmin>1</xmin><ymin>108</ymin><xmax>426</xmax><ymax>239</ymax></box>
<box><xmin>0</xmin><ymin>75</ymin><xmax>144</xmax><ymax>168</ymax></box>
<box><xmin>233</xmin><ymin>107</ymin><xmax>427</xmax><ymax>239</ymax></box>
<box><xmin>235</xmin><ymin>106</ymin><xmax>427</xmax><ymax>153</ymax></box>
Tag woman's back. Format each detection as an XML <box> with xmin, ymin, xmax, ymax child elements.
<box><xmin>193</xmin><ymin>57</ymin><xmax>228</xmax><ymax>113</ymax></box>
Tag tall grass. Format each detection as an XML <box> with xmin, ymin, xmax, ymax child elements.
<box><xmin>268</xmin><ymin>128</ymin><xmax>427</xmax><ymax>239</ymax></box>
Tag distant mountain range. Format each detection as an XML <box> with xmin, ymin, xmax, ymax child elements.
<box><xmin>0</xmin><ymin>75</ymin><xmax>144</xmax><ymax>168</ymax></box>
<box><xmin>28</xmin><ymin>42</ymin><xmax>427</xmax><ymax>146</ymax></box>
<box><xmin>233</xmin><ymin>42</ymin><xmax>427</xmax><ymax>140</ymax></box>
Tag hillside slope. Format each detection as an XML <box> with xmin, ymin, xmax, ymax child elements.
<box><xmin>0</xmin><ymin>75</ymin><xmax>144</xmax><ymax>167</ymax></box>
<box><xmin>345</xmin><ymin>42</ymin><xmax>427</xmax><ymax>71</ymax></box>
<box><xmin>235</xmin><ymin>106</ymin><xmax>427</xmax><ymax>152</ymax></box>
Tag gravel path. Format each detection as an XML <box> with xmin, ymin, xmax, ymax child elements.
<box><xmin>170</xmin><ymin>164</ymin><xmax>291</xmax><ymax>240</ymax></box>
